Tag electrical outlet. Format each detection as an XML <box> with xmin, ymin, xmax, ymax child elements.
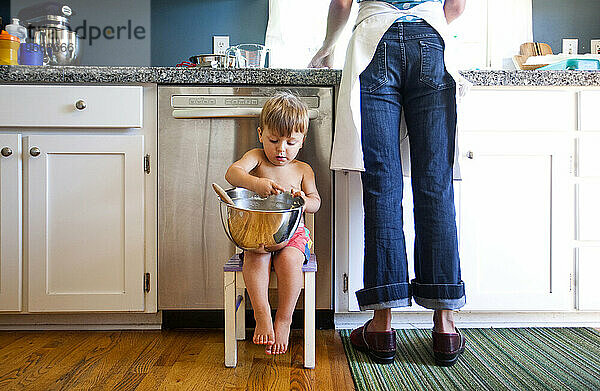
<box><xmin>562</xmin><ymin>39</ymin><xmax>578</xmax><ymax>55</ymax></box>
<box><xmin>592</xmin><ymin>40</ymin><xmax>600</xmax><ymax>55</ymax></box>
<box><xmin>213</xmin><ymin>36</ymin><xmax>229</xmax><ymax>55</ymax></box>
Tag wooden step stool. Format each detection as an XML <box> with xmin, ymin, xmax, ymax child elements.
<box><xmin>223</xmin><ymin>215</ymin><xmax>317</xmax><ymax>369</ymax></box>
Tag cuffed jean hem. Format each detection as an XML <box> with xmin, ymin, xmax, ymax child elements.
<box><xmin>414</xmin><ymin>295</ymin><xmax>466</xmax><ymax>310</ymax></box>
<box><xmin>356</xmin><ymin>282</ymin><xmax>411</xmax><ymax>310</ymax></box>
<box><xmin>410</xmin><ymin>279</ymin><xmax>466</xmax><ymax>310</ymax></box>
<box><xmin>359</xmin><ymin>298</ymin><xmax>412</xmax><ymax>311</ymax></box>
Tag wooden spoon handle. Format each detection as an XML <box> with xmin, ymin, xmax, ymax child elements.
<box><xmin>212</xmin><ymin>183</ymin><xmax>235</xmax><ymax>205</ymax></box>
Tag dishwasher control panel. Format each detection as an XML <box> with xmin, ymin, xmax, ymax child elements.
<box><xmin>171</xmin><ymin>95</ymin><xmax>320</xmax><ymax>109</ymax></box>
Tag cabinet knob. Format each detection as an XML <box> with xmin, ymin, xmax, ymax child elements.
<box><xmin>75</xmin><ymin>99</ymin><xmax>87</xmax><ymax>110</ymax></box>
<box><xmin>30</xmin><ymin>147</ymin><xmax>41</xmax><ymax>157</ymax></box>
<box><xmin>1</xmin><ymin>147</ymin><xmax>12</xmax><ymax>157</ymax></box>
<box><xmin>466</xmin><ymin>151</ymin><xmax>474</xmax><ymax>159</ymax></box>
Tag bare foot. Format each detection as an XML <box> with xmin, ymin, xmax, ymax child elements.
<box><xmin>252</xmin><ymin>310</ymin><xmax>275</xmax><ymax>346</ymax></box>
<box><xmin>267</xmin><ymin>317</ymin><xmax>292</xmax><ymax>355</ymax></box>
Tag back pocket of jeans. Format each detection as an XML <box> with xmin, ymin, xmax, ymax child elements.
<box><xmin>419</xmin><ymin>40</ymin><xmax>454</xmax><ymax>90</ymax></box>
<box><xmin>360</xmin><ymin>41</ymin><xmax>388</xmax><ymax>93</ymax></box>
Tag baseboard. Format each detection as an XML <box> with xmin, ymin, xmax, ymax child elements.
<box><xmin>335</xmin><ymin>311</ymin><xmax>600</xmax><ymax>329</ymax></box>
<box><xmin>162</xmin><ymin>309</ymin><xmax>334</xmax><ymax>330</ymax></box>
<box><xmin>0</xmin><ymin>312</ymin><xmax>162</xmax><ymax>330</ymax></box>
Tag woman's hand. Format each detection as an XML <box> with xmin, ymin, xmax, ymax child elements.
<box><xmin>444</xmin><ymin>0</ymin><xmax>466</xmax><ymax>23</ymax></box>
<box><xmin>308</xmin><ymin>0</ymin><xmax>353</xmax><ymax>68</ymax></box>
<box><xmin>308</xmin><ymin>46</ymin><xmax>335</xmax><ymax>68</ymax></box>
<box><xmin>254</xmin><ymin>178</ymin><xmax>285</xmax><ymax>197</ymax></box>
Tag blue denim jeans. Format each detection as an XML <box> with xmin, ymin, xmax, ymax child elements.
<box><xmin>356</xmin><ymin>21</ymin><xmax>466</xmax><ymax>311</ymax></box>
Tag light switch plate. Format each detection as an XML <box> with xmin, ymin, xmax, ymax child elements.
<box><xmin>213</xmin><ymin>36</ymin><xmax>229</xmax><ymax>55</ymax></box>
<box><xmin>592</xmin><ymin>40</ymin><xmax>600</xmax><ymax>55</ymax></box>
<box><xmin>562</xmin><ymin>39</ymin><xmax>578</xmax><ymax>55</ymax></box>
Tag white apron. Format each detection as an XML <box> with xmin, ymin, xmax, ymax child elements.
<box><xmin>330</xmin><ymin>1</ymin><xmax>471</xmax><ymax>178</ymax></box>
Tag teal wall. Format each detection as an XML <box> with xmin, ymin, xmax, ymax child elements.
<box><xmin>532</xmin><ymin>0</ymin><xmax>600</xmax><ymax>54</ymax></box>
<box><xmin>0</xmin><ymin>0</ymin><xmax>268</xmax><ymax>66</ymax></box>
<box><xmin>150</xmin><ymin>0</ymin><xmax>268</xmax><ymax>66</ymax></box>
<box><xmin>2</xmin><ymin>1</ymin><xmax>598</xmax><ymax>65</ymax></box>
<box><xmin>0</xmin><ymin>2</ymin><xmax>10</xmax><ymax>27</ymax></box>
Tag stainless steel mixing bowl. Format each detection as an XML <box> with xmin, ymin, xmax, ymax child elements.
<box><xmin>218</xmin><ymin>188</ymin><xmax>304</xmax><ymax>252</ymax></box>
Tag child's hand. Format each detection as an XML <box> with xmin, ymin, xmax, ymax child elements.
<box><xmin>254</xmin><ymin>178</ymin><xmax>285</xmax><ymax>197</ymax></box>
<box><xmin>291</xmin><ymin>188</ymin><xmax>307</xmax><ymax>210</ymax></box>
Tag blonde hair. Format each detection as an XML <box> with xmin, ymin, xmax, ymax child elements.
<box><xmin>259</xmin><ymin>92</ymin><xmax>309</xmax><ymax>138</ymax></box>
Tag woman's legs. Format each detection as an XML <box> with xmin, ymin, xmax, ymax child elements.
<box><xmin>358</xmin><ymin>22</ymin><xmax>464</xmax><ymax>334</ymax></box>
<box><xmin>356</xmin><ymin>29</ymin><xmax>412</xmax><ymax>313</ymax></box>
<box><xmin>270</xmin><ymin>247</ymin><xmax>305</xmax><ymax>354</ymax></box>
<box><xmin>242</xmin><ymin>251</ymin><xmax>274</xmax><ymax>346</ymax></box>
<box><xmin>401</xmin><ymin>22</ymin><xmax>465</xmax><ymax>325</ymax></box>
<box><xmin>434</xmin><ymin>310</ymin><xmax>456</xmax><ymax>333</ymax></box>
<box><xmin>368</xmin><ymin>309</ymin><xmax>392</xmax><ymax>331</ymax></box>
<box><xmin>369</xmin><ymin>309</ymin><xmax>455</xmax><ymax>333</ymax></box>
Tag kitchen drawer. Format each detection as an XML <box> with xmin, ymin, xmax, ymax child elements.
<box><xmin>577</xmin><ymin>135</ymin><xmax>600</xmax><ymax>177</ymax></box>
<box><xmin>579</xmin><ymin>91</ymin><xmax>600</xmax><ymax>131</ymax></box>
<box><xmin>0</xmin><ymin>85</ymin><xmax>142</xmax><ymax>128</ymax></box>
<box><xmin>576</xmin><ymin>183</ymin><xmax>600</xmax><ymax>241</ymax></box>
<box><xmin>459</xmin><ymin>89</ymin><xmax>576</xmax><ymax>132</ymax></box>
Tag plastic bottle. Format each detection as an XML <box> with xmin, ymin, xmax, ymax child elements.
<box><xmin>5</xmin><ymin>18</ymin><xmax>27</xmax><ymax>43</ymax></box>
<box><xmin>19</xmin><ymin>42</ymin><xmax>43</xmax><ymax>65</ymax></box>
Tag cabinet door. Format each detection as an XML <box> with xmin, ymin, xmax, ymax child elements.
<box><xmin>459</xmin><ymin>134</ymin><xmax>572</xmax><ymax>310</ymax></box>
<box><xmin>25</xmin><ymin>135</ymin><xmax>145</xmax><ymax>312</ymax></box>
<box><xmin>0</xmin><ymin>134</ymin><xmax>21</xmax><ymax>311</ymax></box>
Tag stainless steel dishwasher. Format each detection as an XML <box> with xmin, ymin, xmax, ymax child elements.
<box><xmin>158</xmin><ymin>86</ymin><xmax>333</xmax><ymax>309</ymax></box>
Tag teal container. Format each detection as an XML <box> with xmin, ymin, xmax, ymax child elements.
<box><xmin>538</xmin><ymin>59</ymin><xmax>600</xmax><ymax>70</ymax></box>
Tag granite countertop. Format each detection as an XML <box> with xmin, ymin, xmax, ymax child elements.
<box><xmin>460</xmin><ymin>70</ymin><xmax>600</xmax><ymax>87</ymax></box>
<box><xmin>0</xmin><ymin>66</ymin><xmax>341</xmax><ymax>86</ymax></box>
<box><xmin>1</xmin><ymin>65</ymin><xmax>600</xmax><ymax>86</ymax></box>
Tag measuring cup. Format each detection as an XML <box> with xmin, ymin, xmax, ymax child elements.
<box><xmin>226</xmin><ymin>44</ymin><xmax>268</xmax><ymax>68</ymax></box>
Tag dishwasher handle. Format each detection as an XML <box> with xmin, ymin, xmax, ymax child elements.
<box><xmin>172</xmin><ymin>108</ymin><xmax>319</xmax><ymax>120</ymax></box>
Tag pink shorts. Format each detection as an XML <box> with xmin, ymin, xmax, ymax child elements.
<box><xmin>285</xmin><ymin>225</ymin><xmax>311</xmax><ymax>261</ymax></box>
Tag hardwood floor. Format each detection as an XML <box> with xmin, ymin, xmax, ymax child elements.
<box><xmin>0</xmin><ymin>329</ymin><xmax>355</xmax><ymax>391</ymax></box>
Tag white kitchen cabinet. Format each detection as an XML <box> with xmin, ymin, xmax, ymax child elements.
<box><xmin>0</xmin><ymin>84</ymin><xmax>157</xmax><ymax>317</ymax></box>
<box><xmin>459</xmin><ymin>133</ymin><xmax>572</xmax><ymax>310</ymax></box>
<box><xmin>577</xmin><ymin>247</ymin><xmax>600</xmax><ymax>310</ymax></box>
<box><xmin>335</xmin><ymin>87</ymin><xmax>600</xmax><ymax>324</ymax></box>
<box><xmin>575</xmin><ymin>108</ymin><xmax>600</xmax><ymax>310</ymax></box>
<box><xmin>0</xmin><ymin>134</ymin><xmax>22</xmax><ymax>311</ymax></box>
<box><xmin>24</xmin><ymin>135</ymin><xmax>146</xmax><ymax>312</ymax></box>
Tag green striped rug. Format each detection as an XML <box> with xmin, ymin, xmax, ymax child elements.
<box><xmin>340</xmin><ymin>328</ymin><xmax>600</xmax><ymax>391</ymax></box>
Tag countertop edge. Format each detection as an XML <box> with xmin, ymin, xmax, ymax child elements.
<box><xmin>0</xmin><ymin>66</ymin><xmax>342</xmax><ymax>86</ymax></box>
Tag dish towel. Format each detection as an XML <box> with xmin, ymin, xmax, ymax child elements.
<box><xmin>331</xmin><ymin>1</ymin><xmax>471</xmax><ymax>179</ymax></box>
